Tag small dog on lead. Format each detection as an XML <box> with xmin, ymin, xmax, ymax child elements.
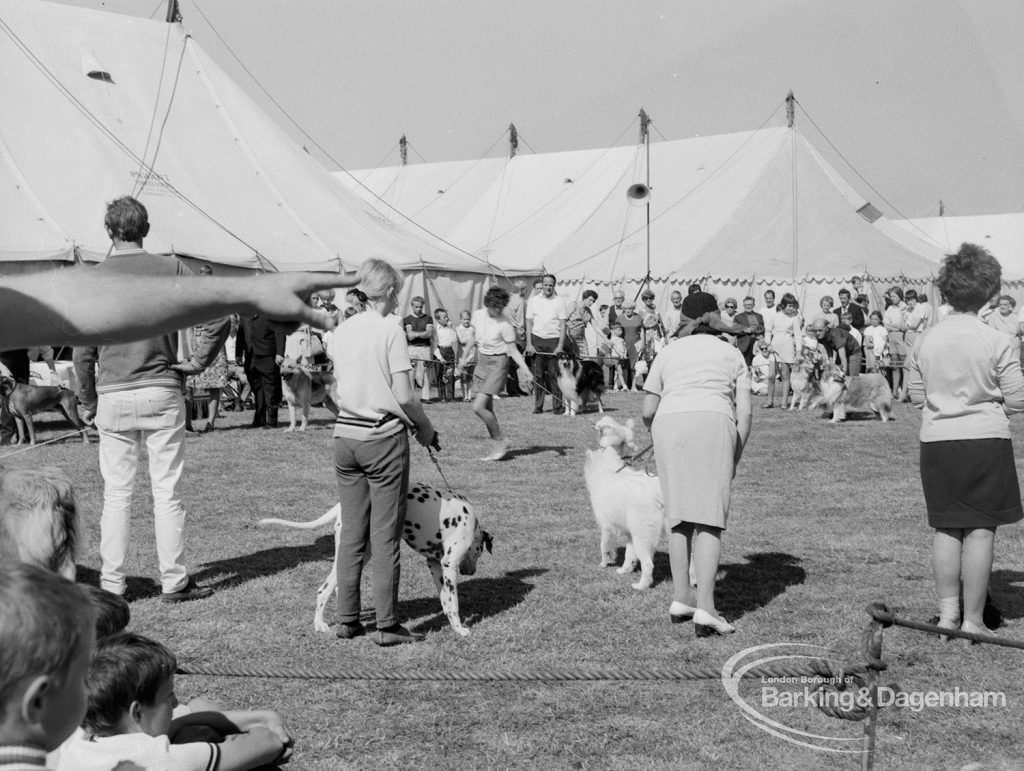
<box><xmin>259</xmin><ymin>484</ymin><xmax>492</xmax><ymax>637</ymax></box>
<box><xmin>594</xmin><ymin>414</ymin><xmax>639</xmax><ymax>454</ymax></box>
<box><xmin>279</xmin><ymin>358</ymin><xmax>338</xmax><ymax>432</ymax></box>
<box><xmin>555</xmin><ymin>351</ymin><xmax>606</xmax><ymax>416</ymax></box>
<box><xmin>818</xmin><ymin>363</ymin><xmax>894</xmax><ymax>422</ymax></box>
<box><xmin>0</xmin><ymin>466</ymin><xmax>79</xmax><ymax>579</ymax></box>
<box><xmin>0</xmin><ymin>376</ymin><xmax>89</xmax><ymax>445</ymax></box>
<box><xmin>585</xmin><ymin>416</ymin><xmax>664</xmax><ymax>590</ymax></box>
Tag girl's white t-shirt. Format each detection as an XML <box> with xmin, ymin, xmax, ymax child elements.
<box><xmin>471</xmin><ymin>308</ymin><xmax>516</xmax><ymax>355</ymax></box>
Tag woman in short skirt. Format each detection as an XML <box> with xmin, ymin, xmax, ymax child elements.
<box><xmin>470</xmin><ymin>286</ymin><xmax>530</xmax><ymax>461</ymax></box>
<box><xmin>906</xmin><ymin>243</ymin><xmax>1024</xmax><ymax>640</ymax></box>
<box><xmin>641</xmin><ymin>295</ymin><xmax>752</xmax><ymax>637</ymax></box>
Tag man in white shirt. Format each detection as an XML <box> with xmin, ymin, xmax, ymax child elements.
<box><xmin>664</xmin><ymin>290</ymin><xmax>684</xmax><ymax>339</ymax></box>
<box><xmin>525</xmin><ymin>273</ymin><xmax>568</xmax><ymax>414</ymax></box>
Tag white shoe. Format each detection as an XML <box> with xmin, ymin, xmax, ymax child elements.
<box><xmin>693</xmin><ymin>609</ymin><xmax>735</xmax><ymax>636</ymax></box>
<box><xmin>481</xmin><ymin>441</ymin><xmax>509</xmax><ymax>461</ymax></box>
<box><xmin>669</xmin><ymin>601</ymin><xmax>697</xmax><ymax>623</ymax></box>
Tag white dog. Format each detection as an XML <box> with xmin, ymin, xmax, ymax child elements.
<box><xmin>0</xmin><ymin>466</ymin><xmax>79</xmax><ymax>579</ymax></box>
<box><xmin>259</xmin><ymin>484</ymin><xmax>492</xmax><ymax>637</ymax></box>
<box><xmin>585</xmin><ymin>418</ymin><xmax>664</xmax><ymax>590</ymax></box>
<box><xmin>594</xmin><ymin>415</ymin><xmax>639</xmax><ymax>454</ymax></box>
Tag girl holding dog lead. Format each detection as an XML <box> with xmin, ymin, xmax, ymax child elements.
<box><xmin>328</xmin><ymin>258</ymin><xmax>439</xmax><ymax>647</ymax></box>
<box><xmin>906</xmin><ymin>244</ymin><xmax>1024</xmax><ymax>642</ymax></box>
<box><xmin>471</xmin><ymin>286</ymin><xmax>531</xmax><ymax>461</ymax></box>
<box><xmin>641</xmin><ymin>294</ymin><xmax>752</xmax><ymax>637</ymax></box>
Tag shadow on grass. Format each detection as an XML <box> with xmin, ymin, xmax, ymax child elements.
<box><xmin>716</xmin><ymin>551</ymin><xmax>806</xmax><ymax>621</ymax></box>
<box><xmin>191</xmin><ymin>535</ymin><xmax>334</xmax><ymax>591</ymax></box>
<box><xmin>75</xmin><ymin>566</ymin><xmax>160</xmax><ymax>601</ymax></box>
<box><xmin>989</xmin><ymin>569</ymin><xmax>1024</xmax><ymax>621</ymax></box>
<box><xmin>401</xmin><ymin>567</ymin><xmax>547</xmax><ymax>635</ymax></box>
<box><xmin>505</xmin><ymin>445</ymin><xmax>572</xmax><ymax>459</ymax></box>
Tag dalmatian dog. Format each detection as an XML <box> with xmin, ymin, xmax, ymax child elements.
<box><xmin>259</xmin><ymin>483</ymin><xmax>492</xmax><ymax>637</ymax></box>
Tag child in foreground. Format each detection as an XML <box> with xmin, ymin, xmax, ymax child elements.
<box><xmin>0</xmin><ymin>563</ymin><xmax>95</xmax><ymax>771</ymax></box>
<box><xmin>57</xmin><ymin>632</ymin><xmax>290</xmax><ymax>771</ymax></box>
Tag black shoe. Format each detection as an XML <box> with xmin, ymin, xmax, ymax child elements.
<box><xmin>532</xmin><ymin>408</ymin><xmax>543</xmax><ymax>414</ymax></box>
<box><xmin>161</xmin><ymin>577</ymin><xmax>213</xmax><ymax>603</ymax></box>
<box><xmin>336</xmin><ymin>621</ymin><xmax>366</xmax><ymax>639</ymax></box>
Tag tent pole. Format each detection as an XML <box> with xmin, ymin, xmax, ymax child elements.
<box><xmin>640</xmin><ymin>108</ymin><xmax>652</xmax><ymax>293</ymax></box>
<box><xmin>166</xmin><ymin>0</ymin><xmax>181</xmax><ymax>23</ymax></box>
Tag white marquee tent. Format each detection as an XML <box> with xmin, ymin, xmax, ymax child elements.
<box><xmin>338</xmin><ymin>125</ymin><xmax>950</xmax><ymax>315</ymax></box>
<box><xmin>894</xmin><ymin>213</ymin><xmax>1024</xmax><ymax>281</ymax></box>
<box><xmin>0</xmin><ymin>0</ymin><xmax>487</xmax><ymax>298</ymax></box>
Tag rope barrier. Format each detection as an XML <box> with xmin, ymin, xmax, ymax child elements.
<box><xmin>176</xmin><ymin>602</ymin><xmax>1024</xmax><ymax>769</ymax></box>
<box><xmin>177</xmin><ymin>658</ymin><xmax>860</xmax><ymax>684</ymax></box>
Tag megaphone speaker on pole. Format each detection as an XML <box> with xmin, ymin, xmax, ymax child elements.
<box><xmin>626</xmin><ymin>183</ymin><xmax>650</xmax><ymax>207</ymax></box>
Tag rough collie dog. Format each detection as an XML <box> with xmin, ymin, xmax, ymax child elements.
<box><xmin>0</xmin><ymin>466</ymin><xmax>79</xmax><ymax>579</ymax></box>
<box><xmin>556</xmin><ymin>351</ymin><xmax>606</xmax><ymax>416</ymax></box>
<box><xmin>818</xmin><ymin>364</ymin><xmax>894</xmax><ymax>423</ymax></box>
<box><xmin>789</xmin><ymin>347</ymin><xmax>825</xmax><ymax>411</ymax></box>
<box><xmin>584</xmin><ymin>418</ymin><xmax>664</xmax><ymax>589</ymax></box>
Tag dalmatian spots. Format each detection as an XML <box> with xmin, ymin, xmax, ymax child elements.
<box><xmin>268</xmin><ymin>486</ymin><xmax>493</xmax><ymax>637</ymax></box>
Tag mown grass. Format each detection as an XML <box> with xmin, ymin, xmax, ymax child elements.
<box><xmin>10</xmin><ymin>392</ymin><xmax>1024</xmax><ymax>770</ymax></box>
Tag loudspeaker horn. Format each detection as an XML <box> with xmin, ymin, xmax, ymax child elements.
<box><xmin>626</xmin><ymin>183</ymin><xmax>650</xmax><ymax>207</ymax></box>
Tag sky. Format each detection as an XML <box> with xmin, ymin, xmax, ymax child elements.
<box><xmin>55</xmin><ymin>0</ymin><xmax>1024</xmax><ymax>219</ymax></box>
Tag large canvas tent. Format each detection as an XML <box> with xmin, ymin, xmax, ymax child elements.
<box><xmin>338</xmin><ymin>125</ymin><xmax>949</xmax><ymax>315</ymax></box>
<box><xmin>894</xmin><ymin>213</ymin><xmax>1024</xmax><ymax>281</ymax></box>
<box><xmin>0</xmin><ymin>0</ymin><xmax>486</xmax><ymax>300</ymax></box>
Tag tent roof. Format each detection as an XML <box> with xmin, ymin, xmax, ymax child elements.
<box><xmin>893</xmin><ymin>213</ymin><xmax>1024</xmax><ymax>280</ymax></box>
<box><xmin>338</xmin><ymin>126</ymin><xmax>947</xmax><ymax>283</ymax></box>
<box><xmin>0</xmin><ymin>0</ymin><xmax>481</xmax><ymax>273</ymax></box>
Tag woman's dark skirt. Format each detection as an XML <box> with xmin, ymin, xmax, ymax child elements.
<box><xmin>921</xmin><ymin>438</ymin><xmax>1023</xmax><ymax>529</ymax></box>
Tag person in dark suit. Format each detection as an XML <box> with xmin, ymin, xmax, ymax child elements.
<box><xmin>836</xmin><ymin>288</ymin><xmax>866</xmax><ymax>334</ymax></box>
<box><xmin>732</xmin><ymin>296</ymin><xmax>765</xmax><ymax>367</ymax></box>
<box><xmin>235</xmin><ymin>314</ymin><xmax>285</xmax><ymax>428</ymax></box>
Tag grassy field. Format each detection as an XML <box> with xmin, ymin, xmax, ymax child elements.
<box><xmin>10</xmin><ymin>392</ymin><xmax>1024</xmax><ymax>770</ymax></box>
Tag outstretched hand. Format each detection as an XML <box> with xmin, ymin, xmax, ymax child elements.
<box><xmin>246</xmin><ymin>272</ymin><xmax>360</xmax><ymax>332</ymax></box>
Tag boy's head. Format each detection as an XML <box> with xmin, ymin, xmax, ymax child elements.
<box><xmin>84</xmin><ymin>632</ymin><xmax>177</xmax><ymax>739</ymax></box>
<box><xmin>433</xmin><ymin>308</ymin><xmax>450</xmax><ymax>326</ymax></box>
<box><xmin>611</xmin><ymin>324</ymin><xmax>624</xmax><ymax>337</ymax></box>
<box><xmin>81</xmin><ymin>584</ymin><xmax>130</xmax><ymax>640</ymax></box>
<box><xmin>104</xmin><ymin>196</ymin><xmax>150</xmax><ymax>243</ymax></box>
<box><xmin>0</xmin><ymin>564</ymin><xmax>95</xmax><ymax>750</ymax></box>
<box><xmin>459</xmin><ymin>310</ymin><xmax>471</xmax><ymax>324</ymax></box>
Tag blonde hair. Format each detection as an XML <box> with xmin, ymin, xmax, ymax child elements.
<box><xmin>358</xmin><ymin>258</ymin><xmax>403</xmax><ymax>300</ymax></box>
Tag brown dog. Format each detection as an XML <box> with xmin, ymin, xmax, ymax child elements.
<box><xmin>0</xmin><ymin>376</ymin><xmax>89</xmax><ymax>445</ymax></box>
<box><xmin>279</xmin><ymin>359</ymin><xmax>338</xmax><ymax>432</ymax></box>
<box><xmin>0</xmin><ymin>466</ymin><xmax>79</xmax><ymax>579</ymax></box>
